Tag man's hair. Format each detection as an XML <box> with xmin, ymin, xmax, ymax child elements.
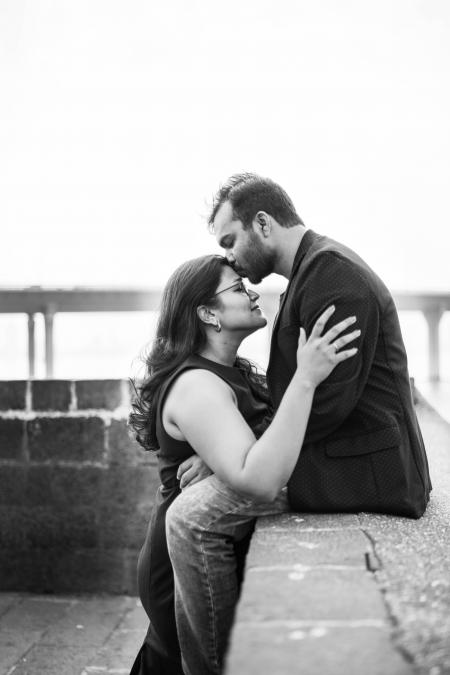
<box><xmin>208</xmin><ymin>173</ymin><xmax>304</xmax><ymax>231</ymax></box>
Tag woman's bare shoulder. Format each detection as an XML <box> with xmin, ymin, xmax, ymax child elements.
<box><xmin>165</xmin><ymin>368</ymin><xmax>236</xmax><ymax>409</ymax></box>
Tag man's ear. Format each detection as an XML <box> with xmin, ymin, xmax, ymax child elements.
<box><xmin>197</xmin><ymin>305</ymin><xmax>216</xmax><ymax>327</ymax></box>
<box><xmin>253</xmin><ymin>211</ymin><xmax>271</xmax><ymax>238</ymax></box>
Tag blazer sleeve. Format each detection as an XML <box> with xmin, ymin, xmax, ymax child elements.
<box><xmin>297</xmin><ymin>252</ymin><xmax>380</xmax><ymax>443</ymax></box>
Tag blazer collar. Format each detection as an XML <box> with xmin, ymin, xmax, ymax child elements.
<box><xmin>289</xmin><ymin>228</ymin><xmax>317</xmax><ymax>283</ymax></box>
<box><xmin>270</xmin><ymin>229</ymin><xmax>318</xmax><ymax>341</ymax></box>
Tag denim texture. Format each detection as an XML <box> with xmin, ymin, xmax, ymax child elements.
<box><xmin>166</xmin><ymin>475</ymin><xmax>289</xmax><ymax>675</ymax></box>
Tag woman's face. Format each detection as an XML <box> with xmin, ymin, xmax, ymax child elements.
<box><xmin>212</xmin><ymin>265</ymin><xmax>267</xmax><ymax>335</ymax></box>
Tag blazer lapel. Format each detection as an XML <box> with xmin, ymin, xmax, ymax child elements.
<box><xmin>268</xmin><ymin>229</ymin><xmax>317</xmax><ymax>357</ymax></box>
<box><xmin>270</xmin><ymin>230</ymin><xmax>317</xmax><ymax>338</ymax></box>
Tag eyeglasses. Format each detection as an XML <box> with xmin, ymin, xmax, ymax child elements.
<box><xmin>213</xmin><ymin>280</ymin><xmax>251</xmax><ymax>297</ymax></box>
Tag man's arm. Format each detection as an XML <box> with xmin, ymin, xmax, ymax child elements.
<box><xmin>297</xmin><ymin>253</ymin><xmax>380</xmax><ymax>443</ymax></box>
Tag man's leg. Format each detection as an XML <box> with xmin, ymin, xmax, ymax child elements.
<box><xmin>166</xmin><ymin>475</ymin><xmax>289</xmax><ymax>675</ymax></box>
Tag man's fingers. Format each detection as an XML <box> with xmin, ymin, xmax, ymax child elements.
<box><xmin>177</xmin><ymin>457</ymin><xmax>194</xmax><ymax>480</ymax></box>
<box><xmin>179</xmin><ymin>467</ymin><xmax>196</xmax><ymax>488</ymax></box>
<box><xmin>181</xmin><ymin>474</ymin><xmax>202</xmax><ymax>490</ymax></box>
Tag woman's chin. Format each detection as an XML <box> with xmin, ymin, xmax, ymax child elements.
<box><xmin>249</xmin><ymin>316</ymin><xmax>268</xmax><ymax>332</ymax></box>
<box><xmin>235</xmin><ymin>316</ymin><xmax>268</xmax><ymax>340</ymax></box>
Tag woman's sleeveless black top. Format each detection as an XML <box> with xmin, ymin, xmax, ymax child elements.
<box><xmin>155</xmin><ymin>354</ymin><xmax>270</xmax><ymax>487</ymax></box>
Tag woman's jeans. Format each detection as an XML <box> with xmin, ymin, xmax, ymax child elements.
<box><xmin>166</xmin><ymin>475</ymin><xmax>289</xmax><ymax>675</ymax></box>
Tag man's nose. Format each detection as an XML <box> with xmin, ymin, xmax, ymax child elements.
<box><xmin>226</xmin><ymin>251</ymin><xmax>236</xmax><ymax>265</ymax></box>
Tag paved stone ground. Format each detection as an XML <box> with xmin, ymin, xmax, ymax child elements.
<box><xmin>0</xmin><ymin>398</ymin><xmax>449</xmax><ymax>675</ymax></box>
<box><xmin>0</xmin><ymin>594</ymin><xmax>147</xmax><ymax>675</ymax></box>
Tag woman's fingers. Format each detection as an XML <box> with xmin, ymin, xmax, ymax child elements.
<box><xmin>310</xmin><ymin>305</ymin><xmax>336</xmax><ymax>338</ymax></box>
<box><xmin>298</xmin><ymin>326</ymin><xmax>307</xmax><ymax>348</ymax></box>
<box><xmin>331</xmin><ymin>328</ymin><xmax>361</xmax><ymax>351</ymax></box>
<box><xmin>323</xmin><ymin>315</ymin><xmax>357</xmax><ymax>343</ymax></box>
<box><xmin>335</xmin><ymin>347</ymin><xmax>358</xmax><ymax>363</ymax></box>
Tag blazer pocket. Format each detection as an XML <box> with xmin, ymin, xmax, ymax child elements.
<box><xmin>325</xmin><ymin>426</ymin><xmax>401</xmax><ymax>458</ymax></box>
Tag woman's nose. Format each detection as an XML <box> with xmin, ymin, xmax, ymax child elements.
<box><xmin>248</xmin><ymin>289</ymin><xmax>259</xmax><ymax>301</ymax></box>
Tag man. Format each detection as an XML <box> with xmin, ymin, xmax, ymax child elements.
<box><xmin>209</xmin><ymin>173</ymin><xmax>431</xmax><ymax>515</ymax></box>
<box><xmin>166</xmin><ymin>173</ymin><xmax>431</xmax><ymax>675</ymax></box>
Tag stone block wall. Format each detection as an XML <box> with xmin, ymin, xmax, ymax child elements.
<box><xmin>0</xmin><ymin>380</ymin><xmax>159</xmax><ymax>594</ymax></box>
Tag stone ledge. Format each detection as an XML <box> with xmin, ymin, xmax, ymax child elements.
<box><xmin>225</xmin><ymin>513</ymin><xmax>413</xmax><ymax>674</ymax></box>
<box><xmin>225</xmin><ymin>402</ymin><xmax>449</xmax><ymax>675</ymax></box>
<box><xmin>225</xmin><ymin>622</ymin><xmax>411</xmax><ymax>675</ymax></box>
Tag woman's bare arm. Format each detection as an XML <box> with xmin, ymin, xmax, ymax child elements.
<box><xmin>164</xmin><ymin>307</ymin><xmax>359</xmax><ymax>501</ymax></box>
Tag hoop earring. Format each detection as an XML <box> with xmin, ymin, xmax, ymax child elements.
<box><xmin>214</xmin><ymin>320</ymin><xmax>222</xmax><ymax>333</ymax></box>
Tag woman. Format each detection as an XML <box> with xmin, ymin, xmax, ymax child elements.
<box><xmin>129</xmin><ymin>254</ymin><xmax>359</xmax><ymax>674</ymax></box>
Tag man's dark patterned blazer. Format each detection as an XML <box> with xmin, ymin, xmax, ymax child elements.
<box><xmin>266</xmin><ymin>229</ymin><xmax>432</xmax><ymax>518</ymax></box>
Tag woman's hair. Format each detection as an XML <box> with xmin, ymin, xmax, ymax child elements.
<box><xmin>129</xmin><ymin>254</ymin><xmax>270</xmax><ymax>452</ymax></box>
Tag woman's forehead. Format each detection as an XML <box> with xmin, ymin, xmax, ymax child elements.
<box><xmin>220</xmin><ymin>266</ymin><xmax>241</xmax><ymax>285</ymax></box>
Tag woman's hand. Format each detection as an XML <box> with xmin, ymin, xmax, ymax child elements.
<box><xmin>176</xmin><ymin>454</ymin><xmax>213</xmax><ymax>490</ymax></box>
<box><xmin>296</xmin><ymin>305</ymin><xmax>360</xmax><ymax>386</ymax></box>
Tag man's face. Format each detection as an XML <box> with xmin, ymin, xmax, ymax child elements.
<box><xmin>213</xmin><ymin>201</ymin><xmax>276</xmax><ymax>284</ymax></box>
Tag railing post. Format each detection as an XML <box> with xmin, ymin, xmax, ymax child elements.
<box><xmin>27</xmin><ymin>313</ymin><xmax>36</xmax><ymax>378</ymax></box>
<box><xmin>424</xmin><ymin>308</ymin><xmax>444</xmax><ymax>382</ymax></box>
<box><xmin>44</xmin><ymin>306</ymin><xmax>55</xmax><ymax>379</ymax></box>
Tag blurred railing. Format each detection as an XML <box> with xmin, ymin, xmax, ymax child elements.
<box><xmin>1</xmin><ymin>287</ymin><xmax>449</xmax><ymax>380</ymax></box>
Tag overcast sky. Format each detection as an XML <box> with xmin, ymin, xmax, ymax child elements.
<box><xmin>1</xmin><ymin>0</ymin><xmax>449</xmax><ymax>293</ymax></box>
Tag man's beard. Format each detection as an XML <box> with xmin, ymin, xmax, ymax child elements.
<box><xmin>236</xmin><ymin>233</ymin><xmax>275</xmax><ymax>284</ymax></box>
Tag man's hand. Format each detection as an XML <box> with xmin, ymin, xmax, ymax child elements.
<box><xmin>176</xmin><ymin>454</ymin><xmax>213</xmax><ymax>490</ymax></box>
